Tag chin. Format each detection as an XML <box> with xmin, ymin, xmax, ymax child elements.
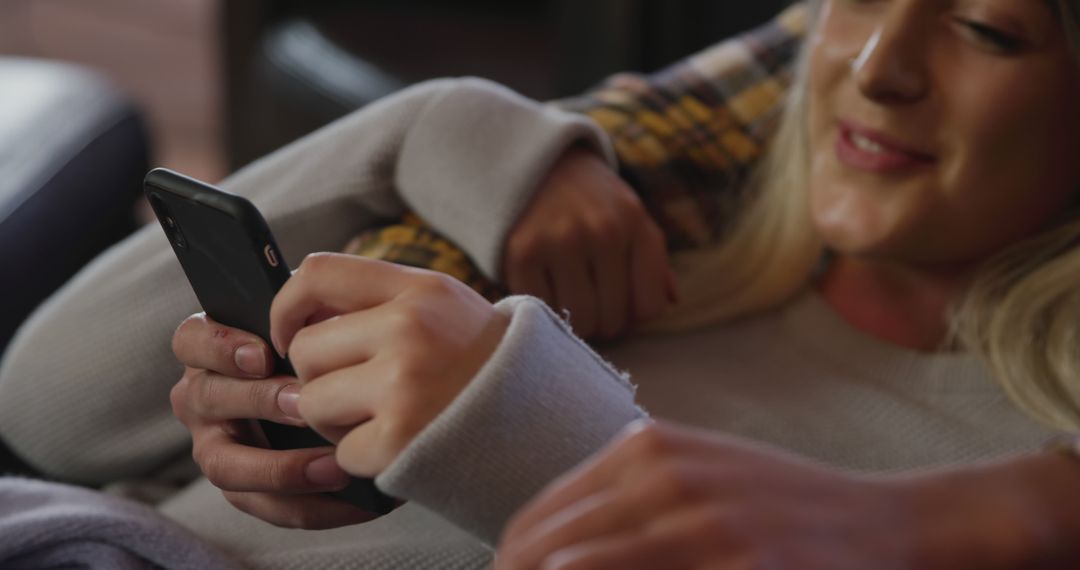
<box><xmin>814</xmin><ymin>219</ymin><xmax>925</xmax><ymax>264</ymax></box>
<box><xmin>810</xmin><ymin>199</ymin><xmax>893</xmax><ymax>255</ymax></box>
<box><xmin>809</xmin><ymin>183</ymin><xmax>932</xmax><ymax>264</ymax></box>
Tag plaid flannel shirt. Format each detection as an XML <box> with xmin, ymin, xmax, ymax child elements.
<box><xmin>344</xmin><ymin>3</ymin><xmax>808</xmax><ymax>300</ymax></box>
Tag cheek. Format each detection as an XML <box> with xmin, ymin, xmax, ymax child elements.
<box><xmin>805</xmin><ymin>84</ymin><xmax>920</xmax><ymax>252</ymax></box>
<box><xmin>943</xmin><ymin>65</ymin><xmax>1080</xmax><ymax>252</ymax></box>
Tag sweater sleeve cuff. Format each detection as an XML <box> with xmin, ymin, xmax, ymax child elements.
<box><xmin>395</xmin><ymin>78</ymin><xmax>617</xmax><ymax>281</ymax></box>
<box><xmin>375</xmin><ymin>296</ymin><xmax>645</xmax><ymax>546</ymax></box>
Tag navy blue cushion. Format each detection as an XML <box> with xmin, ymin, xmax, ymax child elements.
<box><xmin>0</xmin><ymin>58</ymin><xmax>149</xmax><ymax>359</ymax></box>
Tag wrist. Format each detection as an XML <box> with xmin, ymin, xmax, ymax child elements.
<box><xmin>1020</xmin><ymin>448</ymin><xmax>1080</xmax><ymax>566</ymax></box>
<box><xmin>899</xmin><ymin>452</ymin><xmax>1080</xmax><ymax>569</ymax></box>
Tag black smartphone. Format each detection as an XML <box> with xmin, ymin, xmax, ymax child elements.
<box><xmin>144</xmin><ymin>167</ymin><xmax>397</xmax><ymax>515</ymax></box>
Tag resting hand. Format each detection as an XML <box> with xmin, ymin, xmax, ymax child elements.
<box><xmin>497</xmin><ymin>420</ymin><xmax>948</xmax><ymax>570</ymax></box>
<box><xmin>503</xmin><ymin>147</ymin><xmax>676</xmax><ymax>340</ymax></box>
<box><xmin>170</xmin><ymin>313</ymin><xmax>376</xmax><ymax>529</ymax></box>
<box><xmin>270</xmin><ymin>253</ymin><xmax>510</xmax><ymax>477</ymax></box>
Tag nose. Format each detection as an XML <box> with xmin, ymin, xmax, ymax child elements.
<box><xmin>852</xmin><ymin>5</ymin><xmax>931</xmax><ymax>105</ymax></box>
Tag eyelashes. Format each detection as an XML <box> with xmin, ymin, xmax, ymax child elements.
<box><xmin>836</xmin><ymin>0</ymin><xmax>1030</xmax><ymax>57</ymax></box>
<box><xmin>955</xmin><ymin>19</ymin><xmax>1027</xmax><ymax>54</ymax></box>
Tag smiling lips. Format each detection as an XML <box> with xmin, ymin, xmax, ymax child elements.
<box><xmin>836</xmin><ymin>120</ymin><xmax>937</xmax><ymax>173</ymax></box>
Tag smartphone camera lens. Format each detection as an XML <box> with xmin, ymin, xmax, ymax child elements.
<box><xmin>166</xmin><ymin>217</ymin><xmax>188</xmax><ymax>248</ymax></box>
<box><xmin>149</xmin><ymin>193</ymin><xmax>187</xmax><ymax>249</ymax></box>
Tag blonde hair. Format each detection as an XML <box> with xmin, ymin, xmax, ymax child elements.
<box><xmin>649</xmin><ymin>0</ymin><xmax>1080</xmax><ymax>431</ymax></box>
<box><xmin>644</xmin><ymin>4</ymin><xmax>822</xmax><ymax>332</ymax></box>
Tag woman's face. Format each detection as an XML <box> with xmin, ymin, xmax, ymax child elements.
<box><xmin>807</xmin><ymin>0</ymin><xmax>1080</xmax><ymax>268</ymax></box>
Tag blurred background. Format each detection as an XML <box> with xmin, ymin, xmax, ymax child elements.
<box><xmin>0</xmin><ymin>0</ymin><xmax>793</xmax><ymax>179</ymax></box>
<box><xmin>0</xmin><ymin>0</ymin><xmax>789</xmax><ymax>476</ymax></box>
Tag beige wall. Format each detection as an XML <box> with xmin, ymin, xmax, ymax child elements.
<box><xmin>0</xmin><ymin>0</ymin><xmax>226</xmax><ymax>181</ymax></box>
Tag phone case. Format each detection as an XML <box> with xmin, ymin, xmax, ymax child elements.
<box><xmin>144</xmin><ymin>168</ymin><xmax>397</xmax><ymax>515</ymax></box>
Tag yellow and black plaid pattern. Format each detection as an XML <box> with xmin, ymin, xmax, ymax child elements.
<box><xmin>342</xmin><ymin>214</ymin><xmax>507</xmax><ymax>301</ymax></box>
<box><xmin>344</xmin><ymin>4</ymin><xmax>808</xmax><ymax>297</ymax></box>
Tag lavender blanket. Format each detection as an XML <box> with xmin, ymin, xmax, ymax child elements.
<box><xmin>0</xmin><ymin>477</ymin><xmax>242</xmax><ymax>569</ymax></box>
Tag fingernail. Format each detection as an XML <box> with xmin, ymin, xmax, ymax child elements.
<box><xmin>305</xmin><ymin>454</ymin><xmax>349</xmax><ymax>489</ymax></box>
<box><xmin>277</xmin><ymin>384</ymin><xmax>303</xmax><ymax>420</ymax></box>
<box><xmin>235</xmin><ymin>343</ymin><xmax>268</xmax><ymax>376</ymax></box>
<box><xmin>270</xmin><ymin>334</ymin><xmax>286</xmax><ymax>359</ymax></box>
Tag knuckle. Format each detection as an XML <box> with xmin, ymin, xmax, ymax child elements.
<box><xmin>193</xmin><ymin>444</ymin><xmax>227</xmax><ymax>486</ymax></box>
<box><xmin>383</xmin><ymin>360</ymin><xmax>424</xmax><ymax>397</ymax></box>
<box><xmin>506</xmin><ymin>233</ymin><xmax>545</xmax><ymax>266</ymax></box>
<box><xmin>282</xmin><ymin>507</ymin><xmax>325</xmax><ymax>531</ymax></box>
<box><xmin>638</xmin><ymin>460</ymin><xmax>698</xmax><ymax>505</ymax></box>
<box><xmin>300</xmin><ymin>251</ymin><xmax>333</xmax><ymax>270</ymax></box>
<box><xmin>193</xmin><ymin>373</ymin><xmax>223</xmax><ymax>419</ymax></box>
<box><xmin>169</xmin><ymin>376</ymin><xmax>193</xmax><ymax>419</ymax></box>
<box><xmin>169</xmin><ymin>374</ymin><xmax>187</xmax><ymax>403</ymax></box>
<box><xmin>295</xmin><ymin>252</ymin><xmax>337</xmax><ymax>281</ymax></box>
<box><xmin>263</xmin><ymin>455</ymin><xmax>299</xmax><ymax>491</ymax></box>
<box><xmin>623</xmin><ymin>421</ymin><xmax>677</xmax><ymax>461</ymax></box>
<box><xmin>386</xmin><ymin>304</ymin><xmax>437</xmax><ymax>345</ymax></box>
<box><xmin>280</xmin><ymin>510</ymin><xmax>309</xmax><ymax>530</ymax></box>
<box><xmin>373</xmin><ymin>412</ymin><xmax>419</xmax><ymax>463</ymax></box>
<box><xmin>221</xmin><ymin>491</ymin><xmax>249</xmax><ymax>513</ymax></box>
<box><xmin>414</xmin><ymin>271</ymin><xmax>458</xmax><ymax>297</ymax></box>
<box><xmin>586</xmin><ymin>213</ymin><xmax>625</xmax><ymax>243</ymax></box>
<box><xmin>248</xmin><ymin>381</ymin><xmax>282</xmax><ymax>420</ymax></box>
<box><xmin>550</xmin><ymin>219</ymin><xmax>583</xmax><ymax>245</ymax></box>
<box><xmin>381</xmin><ymin>418</ymin><xmax>414</xmax><ymax>453</ymax></box>
<box><xmin>386</xmin><ymin>304</ymin><xmax>423</xmax><ymax>335</ymax></box>
<box><xmin>288</xmin><ymin>329</ymin><xmax>317</xmax><ymax>377</ymax></box>
<box><xmin>380</xmin><ymin>425</ymin><xmax>412</xmax><ymax>466</ymax></box>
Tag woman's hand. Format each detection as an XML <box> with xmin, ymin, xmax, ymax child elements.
<box><xmin>170</xmin><ymin>314</ymin><xmax>376</xmax><ymax>530</ymax></box>
<box><xmin>270</xmin><ymin>253</ymin><xmax>510</xmax><ymax>478</ymax></box>
<box><xmin>503</xmin><ymin>147</ymin><xmax>676</xmax><ymax>340</ymax></box>
<box><xmin>496</xmin><ymin>419</ymin><xmax>1019</xmax><ymax>570</ymax></box>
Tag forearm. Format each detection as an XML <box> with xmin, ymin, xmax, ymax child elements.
<box><xmin>363</xmin><ymin>5</ymin><xmax>810</xmax><ymax>290</ymax></box>
<box><xmin>391</xmin><ymin>5</ymin><xmax>812</xmax><ymax>281</ymax></box>
<box><xmin>394</xmin><ymin>79</ymin><xmax>616</xmax><ymax>281</ymax></box>
<box><xmin>377</xmin><ymin>296</ymin><xmax>647</xmax><ymax>546</ymax></box>
<box><xmin>902</xmin><ymin>448</ymin><xmax>1080</xmax><ymax>568</ymax></box>
<box><xmin>552</xmin><ymin>3</ymin><xmax>808</xmax><ymax>251</ymax></box>
<box><xmin>0</xmin><ymin>78</ymin><xmax>487</xmax><ymax>483</ymax></box>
